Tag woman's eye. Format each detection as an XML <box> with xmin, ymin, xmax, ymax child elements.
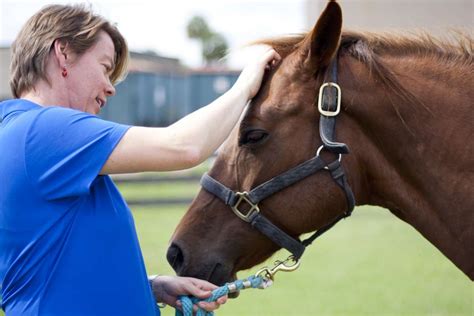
<box><xmin>239</xmin><ymin>129</ymin><xmax>269</xmax><ymax>146</ymax></box>
<box><xmin>103</xmin><ymin>64</ymin><xmax>112</xmax><ymax>73</ymax></box>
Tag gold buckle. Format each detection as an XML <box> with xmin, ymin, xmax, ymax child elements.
<box><xmin>231</xmin><ymin>192</ymin><xmax>260</xmax><ymax>222</ymax></box>
<box><xmin>318</xmin><ymin>82</ymin><xmax>341</xmax><ymax>117</ymax></box>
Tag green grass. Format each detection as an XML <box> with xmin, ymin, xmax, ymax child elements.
<box><xmin>134</xmin><ymin>205</ymin><xmax>473</xmax><ymax>316</ymax></box>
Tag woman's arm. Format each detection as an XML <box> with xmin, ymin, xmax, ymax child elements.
<box><xmin>101</xmin><ymin>48</ymin><xmax>280</xmax><ymax>174</ymax></box>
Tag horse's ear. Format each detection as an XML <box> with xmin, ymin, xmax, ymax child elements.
<box><xmin>303</xmin><ymin>0</ymin><xmax>342</xmax><ymax>71</ymax></box>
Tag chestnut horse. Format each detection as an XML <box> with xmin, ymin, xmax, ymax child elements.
<box><xmin>167</xmin><ymin>0</ymin><xmax>474</xmax><ymax>289</ymax></box>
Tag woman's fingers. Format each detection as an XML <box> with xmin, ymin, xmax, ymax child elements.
<box><xmin>235</xmin><ymin>46</ymin><xmax>281</xmax><ymax>99</ymax></box>
<box><xmin>183</xmin><ymin>277</ymin><xmax>227</xmax><ymax>312</ymax></box>
<box><xmin>156</xmin><ymin>276</ymin><xmax>228</xmax><ymax>313</ymax></box>
<box><xmin>198</xmin><ymin>300</ymin><xmax>224</xmax><ymax>312</ymax></box>
<box><xmin>263</xmin><ymin>48</ymin><xmax>281</xmax><ymax>69</ymax></box>
<box><xmin>216</xmin><ymin>296</ymin><xmax>227</xmax><ymax>305</ymax></box>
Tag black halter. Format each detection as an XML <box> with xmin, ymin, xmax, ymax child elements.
<box><xmin>200</xmin><ymin>54</ymin><xmax>355</xmax><ymax>259</ymax></box>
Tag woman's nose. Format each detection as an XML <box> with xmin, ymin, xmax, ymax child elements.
<box><xmin>105</xmin><ymin>78</ymin><xmax>116</xmax><ymax>97</ymax></box>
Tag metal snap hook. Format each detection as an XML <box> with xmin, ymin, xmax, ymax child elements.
<box><xmin>255</xmin><ymin>255</ymin><xmax>301</xmax><ymax>281</ymax></box>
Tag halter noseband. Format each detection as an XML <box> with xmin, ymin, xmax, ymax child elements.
<box><xmin>200</xmin><ymin>53</ymin><xmax>355</xmax><ymax>260</ymax></box>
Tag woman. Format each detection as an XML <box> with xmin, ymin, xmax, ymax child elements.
<box><xmin>0</xmin><ymin>4</ymin><xmax>280</xmax><ymax>316</ymax></box>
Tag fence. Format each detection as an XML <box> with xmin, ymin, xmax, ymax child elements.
<box><xmin>112</xmin><ymin>158</ymin><xmax>214</xmax><ymax>207</ymax></box>
<box><xmin>113</xmin><ymin>174</ymin><xmax>202</xmax><ymax>206</ymax></box>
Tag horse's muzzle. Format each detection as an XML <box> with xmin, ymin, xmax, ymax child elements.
<box><xmin>166</xmin><ymin>242</ymin><xmax>235</xmax><ymax>289</ymax></box>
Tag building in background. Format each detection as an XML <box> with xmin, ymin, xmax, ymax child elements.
<box><xmin>0</xmin><ymin>47</ymin><xmax>11</xmax><ymax>101</ymax></box>
<box><xmin>100</xmin><ymin>51</ymin><xmax>239</xmax><ymax>127</ymax></box>
<box><xmin>305</xmin><ymin>0</ymin><xmax>473</xmax><ymax>33</ymax></box>
<box><xmin>0</xmin><ymin>47</ymin><xmax>239</xmax><ymax>126</ymax></box>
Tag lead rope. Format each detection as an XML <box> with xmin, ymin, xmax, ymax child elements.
<box><xmin>171</xmin><ymin>255</ymin><xmax>299</xmax><ymax>316</ymax></box>
<box><xmin>175</xmin><ymin>275</ymin><xmax>271</xmax><ymax>316</ymax></box>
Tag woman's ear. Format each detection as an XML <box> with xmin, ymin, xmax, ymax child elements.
<box><xmin>302</xmin><ymin>0</ymin><xmax>342</xmax><ymax>71</ymax></box>
<box><xmin>52</xmin><ymin>39</ymin><xmax>69</xmax><ymax>66</ymax></box>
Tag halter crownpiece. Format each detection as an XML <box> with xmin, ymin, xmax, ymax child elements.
<box><xmin>200</xmin><ymin>50</ymin><xmax>355</xmax><ymax>261</ymax></box>
<box><xmin>318</xmin><ymin>54</ymin><xmax>349</xmax><ymax>154</ymax></box>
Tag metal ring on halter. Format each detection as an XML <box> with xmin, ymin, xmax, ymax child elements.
<box><xmin>316</xmin><ymin>145</ymin><xmax>342</xmax><ymax>170</ymax></box>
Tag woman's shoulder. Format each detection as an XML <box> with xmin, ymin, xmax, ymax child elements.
<box><xmin>1</xmin><ymin>99</ymin><xmax>93</xmax><ymax>124</ymax></box>
<box><xmin>2</xmin><ymin>99</ymin><xmax>126</xmax><ymax>142</ymax></box>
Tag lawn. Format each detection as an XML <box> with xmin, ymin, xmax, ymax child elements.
<box><xmin>134</xmin><ymin>204</ymin><xmax>473</xmax><ymax>316</ymax></box>
<box><xmin>1</xmin><ymin>180</ymin><xmax>472</xmax><ymax>316</ymax></box>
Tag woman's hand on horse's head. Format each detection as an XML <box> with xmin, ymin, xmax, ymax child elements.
<box><xmin>150</xmin><ymin>275</ymin><xmax>227</xmax><ymax>312</ymax></box>
<box><xmin>233</xmin><ymin>47</ymin><xmax>281</xmax><ymax>101</ymax></box>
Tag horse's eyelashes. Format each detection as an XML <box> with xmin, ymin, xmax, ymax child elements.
<box><xmin>239</xmin><ymin>129</ymin><xmax>269</xmax><ymax>147</ymax></box>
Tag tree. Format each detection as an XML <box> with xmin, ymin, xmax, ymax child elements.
<box><xmin>187</xmin><ymin>16</ymin><xmax>211</xmax><ymax>40</ymax></box>
<box><xmin>202</xmin><ymin>33</ymin><xmax>228</xmax><ymax>63</ymax></box>
<box><xmin>187</xmin><ymin>16</ymin><xmax>228</xmax><ymax>66</ymax></box>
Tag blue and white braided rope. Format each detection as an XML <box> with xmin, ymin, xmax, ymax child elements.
<box><xmin>175</xmin><ymin>275</ymin><xmax>272</xmax><ymax>316</ymax></box>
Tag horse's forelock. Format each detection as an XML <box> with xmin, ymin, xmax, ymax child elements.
<box><xmin>251</xmin><ymin>34</ymin><xmax>308</xmax><ymax>58</ymax></box>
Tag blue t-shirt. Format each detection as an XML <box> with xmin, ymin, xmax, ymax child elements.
<box><xmin>0</xmin><ymin>99</ymin><xmax>158</xmax><ymax>316</ymax></box>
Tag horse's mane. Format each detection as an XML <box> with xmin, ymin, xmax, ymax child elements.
<box><xmin>254</xmin><ymin>30</ymin><xmax>473</xmax><ymax>131</ymax></box>
<box><xmin>254</xmin><ymin>30</ymin><xmax>474</xmax><ymax>65</ymax></box>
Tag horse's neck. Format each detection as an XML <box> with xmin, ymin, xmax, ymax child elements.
<box><xmin>340</xmin><ymin>54</ymin><xmax>474</xmax><ymax>279</ymax></box>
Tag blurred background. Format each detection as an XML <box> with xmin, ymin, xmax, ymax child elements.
<box><xmin>1</xmin><ymin>1</ymin><xmax>473</xmax><ymax>315</ymax></box>
<box><xmin>1</xmin><ymin>0</ymin><xmax>472</xmax><ymax>126</ymax></box>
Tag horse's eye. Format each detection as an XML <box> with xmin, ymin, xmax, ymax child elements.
<box><xmin>239</xmin><ymin>129</ymin><xmax>269</xmax><ymax>147</ymax></box>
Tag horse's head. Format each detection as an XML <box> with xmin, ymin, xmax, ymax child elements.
<box><xmin>168</xmin><ymin>0</ymin><xmax>355</xmax><ymax>286</ymax></box>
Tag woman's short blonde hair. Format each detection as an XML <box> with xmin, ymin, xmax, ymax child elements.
<box><xmin>10</xmin><ymin>4</ymin><xmax>129</xmax><ymax>98</ymax></box>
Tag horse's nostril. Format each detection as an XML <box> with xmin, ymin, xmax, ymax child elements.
<box><xmin>166</xmin><ymin>242</ymin><xmax>185</xmax><ymax>273</ymax></box>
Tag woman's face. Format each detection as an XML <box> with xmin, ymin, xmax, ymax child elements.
<box><xmin>65</xmin><ymin>31</ymin><xmax>116</xmax><ymax>115</ymax></box>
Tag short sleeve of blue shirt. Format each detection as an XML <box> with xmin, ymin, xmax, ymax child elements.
<box><xmin>26</xmin><ymin>106</ymin><xmax>128</xmax><ymax>200</ymax></box>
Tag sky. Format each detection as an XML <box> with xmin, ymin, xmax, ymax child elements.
<box><xmin>0</xmin><ymin>0</ymin><xmax>309</xmax><ymax>68</ymax></box>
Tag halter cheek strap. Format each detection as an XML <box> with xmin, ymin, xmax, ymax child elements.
<box><xmin>201</xmin><ymin>153</ymin><xmax>332</xmax><ymax>259</ymax></box>
<box><xmin>200</xmin><ymin>52</ymin><xmax>355</xmax><ymax>260</ymax></box>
